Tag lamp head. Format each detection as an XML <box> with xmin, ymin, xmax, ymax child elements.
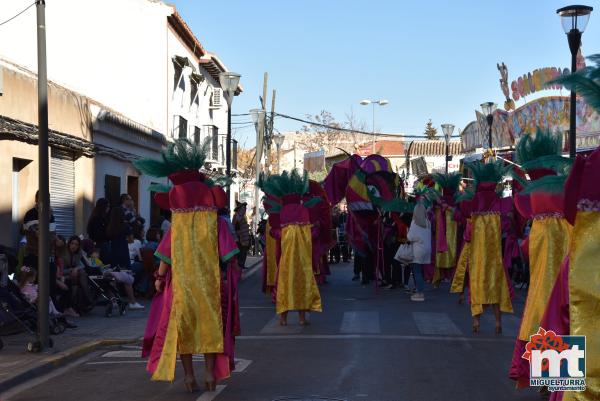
<box><xmin>557</xmin><ymin>5</ymin><xmax>593</xmax><ymax>33</ymax></box>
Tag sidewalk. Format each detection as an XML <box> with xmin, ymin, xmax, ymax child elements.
<box><xmin>0</xmin><ymin>255</ymin><xmax>262</xmax><ymax>395</ymax></box>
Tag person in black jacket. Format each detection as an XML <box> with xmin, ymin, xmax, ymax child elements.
<box><xmin>86</xmin><ymin>198</ymin><xmax>110</xmax><ymax>262</ymax></box>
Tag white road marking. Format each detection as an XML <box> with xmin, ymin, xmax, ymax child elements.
<box><xmin>1</xmin><ymin>351</ymin><xmax>100</xmax><ymax>400</ymax></box>
<box><xmin>102</xmin><ymin>350</ymin><xmax>141</xmax><ymax>358</ymax></box>
<box><xmin>196</xmin><ymin>384</ymin><xmax>226</xmax><ymax>401</ymax></box>
<box><xmin>241</xmin><ymin>262</ymin><xmax>262</xmax><ymax>280</ymax></box>
<box><xmin>340</xmin><ymin>311</ymin><xmax>380</xmax><ymax>334</ymax></box>
<box><xmin>237</xmin><ymin>334</ymin><xmax>515</xmax><ymax>343</ymax></box>
<box><xmin>240</xmin><ymin>306</ymin><xmax>272</xmax><ymax>309</ymax></box>
<box><xmin>412</xmin><ymin>312</ymin><xmax>462</xmax><ymax>336</ymax></box>
<box><xmin>233</xmin><ymin>358</ymin><xmax>252</xmax><ymax>373</ymax></box>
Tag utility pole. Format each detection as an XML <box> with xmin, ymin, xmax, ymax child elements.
<box><xmin>261</xmin><ymin>73</ymin><xmax>269</xmax><ymax>173</ymax></box>
<box><xmin>270</xmin><ymin>89</ymin><xmax>277</xmax><ymax>171</ymax></box>
<box><xmin>36</xmin><ymin>0</ymin><xmax>51</xmax><ymax>350</ymax></box>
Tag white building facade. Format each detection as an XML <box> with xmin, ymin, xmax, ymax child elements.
<box><xmin>0</xmin><ymin>0</ymin><xmax>241</xmax><ymax>232</ymax></box>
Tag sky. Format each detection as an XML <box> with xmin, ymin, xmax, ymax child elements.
<box><xmin>171</xmin><ymin>0</ymin><xmax>600</xmax><ymax>148</ymax></box>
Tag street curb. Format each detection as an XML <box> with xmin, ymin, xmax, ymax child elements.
<box><xmin>242</xmin><ymin>257</ymin><xmax>263</xmax><ymax>281</ymax></box>
<box><xmin>1</xmin><ymin>260</ymin><xmax>262</xmax><ymax>394</ymax></box>
<box><xmin>0</xmin><ymin>337</ymin><xmax>140</xmax><ymax>394</ymax></box>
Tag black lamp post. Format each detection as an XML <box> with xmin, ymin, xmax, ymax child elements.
<box><xmin>219</xmin><ymin>72</ymin><xmax>241</xmax><ymax>204</ymax></box>
<box><xmin>557</xmin><ymin>5</ymin><xmax>593</xmax><ymax>158</ymax></box>
<box><xmin>480</xmin><ymin>102</ymin><xmax>497</xmax><ymax>150</ymax></box>
<box><xmin>441</xmin><ymin>124</ymin><xmax>455</xmax><ymax>174</ymax></box>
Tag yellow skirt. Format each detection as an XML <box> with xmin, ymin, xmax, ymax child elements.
<box><xmin>469</xmin><ymin>214</ymin><xmax>513</xmax><ymax>316</ymax></box>
<box><xmin>152</xmin><ymin>210</ymin><xmax>223</xmax><ymax>382</ymax></box>
<box><xmin>450</xmin><ymin>242</ymin><xmax>469</xmax><ymax>294</ymax></box>
<box><xmin>564</xmin><ymin>211</ymin><xmax>600</xmax><ymax>401</ymax></box>
<box><xmin>265</xmin><ymin>221</ymin><xmax>277</xmax><ymax>290</ymax></box>
<box><xmin>276</xmin><ymin>224</ymin><xmax>322</xmax><ymax>314</ymax></box>
<box><xmin>518</xmin><ymin>217</ymin><xmax>571</xmax><ymax>341</ymax></box>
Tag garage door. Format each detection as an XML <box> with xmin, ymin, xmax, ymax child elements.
<box><xmin>50</xmin><ymin>149</ymin><xmax>75</xmax><ymax>238</ymax></box>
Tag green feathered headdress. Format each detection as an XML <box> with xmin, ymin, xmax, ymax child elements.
<box><xmin>466</xmin><ymin>160</ymin><xmax>511</xmax><ymax>188</ymax></box>
<box><xmin>258</xmin><ymin>170</ymin><xmax>309</xmax><ymax>197</ymax></box>
<box><xmin>455</xmin><ymin>188</ymin><xmax>475</xmax><ymax>203</ymax></box>
<box><xmin>432</xmin><ymin>172</ymin><xmax>462</xmax><ymax>190</ymax></box>
<box><xmin>515</xmin><ymin>128</ymin><xmax>572</xmax><ymax>174</ymax></box>
<box><xmin>133</xmin><ymin>138</ymin><xmax>210</xmax><ymax>178</ymax></box>
<box><xmin>520</xmin><ymin>175</ymin><xmax>568</xmax><ymax>195</ymax></box>
<box><xmin>551</xmin><ymin>54</ymin><xmax>600</xmax><ymax>114</ymax></box>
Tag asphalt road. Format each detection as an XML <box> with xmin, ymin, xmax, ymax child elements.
<box><xmin>5</xmin><ymin>261</ymin><xmax>541</xmax><ymax>401</ymax></box>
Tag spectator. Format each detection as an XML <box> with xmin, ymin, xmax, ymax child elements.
<box><xmin>62</xmin><ymin>236</ymin><xmax>94</xmax><ymax>313</ymax></box>
<box><xmin>232</xmin><ymin>201</ymin><xmax>250</xmax><ymax>269</ymax></box>
<box><xmin>127</xmin><ymin>232</ymin><xmax>147</xmax><ymax>293</ymax></box>
<box><xmin>145</xmin><ymin>227</ymin><xmax>161</xmax><ymax>252</ymax></box>
<box><xmin>106</xmin><ymin>196</ymin><xmax>131</xmax><ymax>269</ymax></box>
<box><xmin>53</xmin><ymin>235</ymin><xmax>79</xmax><ymax>318</ymax></box>
<box><xmin>87</xmin><ymin>198</ymin><xmax>111</xmax><ymax>262</ymax></box>
<box><xmin>159</xmin><ymin>211</ymin><xmax>171</xmax><ymax>234</ymax></box>
<box><xmin>22</xmin><ymin>191</ymin><xmax>59</xmax><ymax>305</ymax></box>
<box><xmin>407</xmin><ymin>202</ymin><xmax>432</xmax><ymax>302</ymax></box>
<box><xmin>87</xmin><ymin>248</ymin><xmax>144</xmax><ymax>310</ymax></box>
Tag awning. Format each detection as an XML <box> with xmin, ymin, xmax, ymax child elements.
<box><xmin>0</xmin><ymin>114</ymin><xmax>95</xmax><ymax>157</ymax></box>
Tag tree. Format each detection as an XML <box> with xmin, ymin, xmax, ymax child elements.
<box><xmin>424</xmin><ymin>119</ymin><xmax>438</xmax><ymax>140</ymax></box>
<box><xmin>236</xmin><ymin>147</ymin><xmax>256</xmax><ymax>179</ymax></box>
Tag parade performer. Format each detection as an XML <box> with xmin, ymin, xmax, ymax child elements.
<box><xmin>534</xmin><ymin>57</ymin><xmax>600</xmax><ymax>401</ymax></box>
<box><xmin>465</xmin><ymin>160</ymin><xmax>513</xmax><ymax>333</ymax></box>
<box><xmin>262</xmin><ymin>194</ymin><xmax>281</xmax><ymax>295</ymax></box>
<box><xmin>508</xmin><ymin>130</ymin><xmax>573</xmax><ymax>389</ymax></box>
<box><xmin>305</xmin><ymin>180</ymin><xmax>335</xmax><ymax>284</ymax></box>
<box><xmin>431</xmin><ymin>172</ymin><xmax>461</xmax><ymax>286</ymax></box>
<box><xmin>137</xmin><ymin>139</ymin><xmax>240</xmax><ymax>392</ymax></box>
<box><xmin>450</xmin><ymin>187</ymin><xmax>474</xmax><ymax>304</ymax></box>
<box><xmin>258</xmin><ymin>170</ymin><xmax>322</xmax><ymax>326</ymax></box>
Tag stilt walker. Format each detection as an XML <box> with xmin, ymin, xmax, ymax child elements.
<box><xmin>258</xmin><ymin>171</ymin><xmax>323</xmax><ymax>326</ymax></box>
<box><xmin>508</xmin><ymin>129</ymin><xmax>573</xmax><ymax>389</ymax></box>
<box><xmin>431</xmin><ymin>172</ymin><xmax>462</xmax><ymax>286</ymax></box>
<box><xmin>138</xmin><ymin>139</ymin><xmax>240</xmax><ymax>392</ymax></box>
<box><xmin>465</xmin><ymin>160</ymin><xmax>514</xmax><ymax>333</ymax></box>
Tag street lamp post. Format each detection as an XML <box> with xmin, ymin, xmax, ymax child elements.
<box><xmin>557</xmin><ymin>5</ymin><xmax>593</xmax><ymax>158</ymax></box>
<box><xmin>219</xmin><ymin>72</ymin><xmax>241</xmax><ymax>205</ymax></box>
<box><xmin>360</xmin><ymin>99</ymin><xmax>389</xmax><ymax>154</ymax></box>
<box><xmin>480</xmin><ymin>102</ymin><xmax>497</xmax><ymax>150</ymax></box>
<box><xmin>273</xmin><ymin>134</ymin><xmax>285</xmax><ymax>174</ymax></box>
<box><xmin>250</xmin><ymin>108</ymin><xmax>265</xmax><ymax>250</ymax></box>
<box><xmin>441</xmin><ymin>124</ymin><xmax>455</xmax><ymax>174</ymax></box>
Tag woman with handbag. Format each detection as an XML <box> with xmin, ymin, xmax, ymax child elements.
<box><xmin>407</xmin><ymin>201</ymin><xmax>432</xmax><ymax>302</ymax></box>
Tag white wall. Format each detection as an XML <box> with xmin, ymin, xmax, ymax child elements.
<box><xmin>0</xmin><ymin>0</ymin><xmax>171</xmax><ymax>134</ymax></box>
<box><xmin>166</xmin><ymin>29</ymin><xmax>229</xmax><ymax>163</ymax></box>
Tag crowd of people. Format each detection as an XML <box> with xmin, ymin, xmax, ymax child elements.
<box><xmin>14</xmin><ymin>190</ymin><xmax>170</xmax><ymax>330</ymax></box>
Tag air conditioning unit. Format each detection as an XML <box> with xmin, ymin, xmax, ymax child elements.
<box><xmin>210</xmin><ymin>88</ymin><xmax>222</xmax><ymax>109</ymax></box>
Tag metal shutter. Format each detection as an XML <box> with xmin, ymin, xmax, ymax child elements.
<box><xmin>50</xmin><ymin>149</ymin><xmax>75</xmax><ymax>237</ymax></box>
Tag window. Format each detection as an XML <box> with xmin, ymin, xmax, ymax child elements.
<box><xmin>127</xmin><ymin>176</ymin><xmax>139</xmax><ymax>211</ymax></box>
<box><xmin>203</xmin><ymin>125</ymin><xmax>219</xmax><ymax>160</ymax></box>
<box><xmin>212</xmin><ymin>127</ymin><xmax>219</xmax><ymax>160</ymax></box>
<box><xmin>193</xmin><ymin>126</ymin><xmax>201</xmax><ymax>145</ymax></box>
<box><xmin>232</xmin><ymin>139</ymin><xmax>238</xmax><ymax>169</ymax></box>
<box><xmin>178</xmin><ymin>116</ymin><xmax>188</xmax><ymax>139</ymax></box>
<box><xmin>174</xmin><ymin>65</ymin><xmax>183</xmax><ymax>92</ymax></box>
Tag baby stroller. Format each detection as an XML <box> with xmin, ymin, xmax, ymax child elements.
<box><xmin>0</xmin><ymin>277</ymin><xmax>65</xmax><ymax>352</ymax></box>
<box><xmin>86</xmin><ymin>265</ymin><xmax>127</xmax><ymax>318</ymax></box>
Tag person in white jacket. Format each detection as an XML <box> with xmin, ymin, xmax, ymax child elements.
<box><xmin>407</xmin><ymin>202</ymin><xmax>432</xmax><ymax>301</ymax></box>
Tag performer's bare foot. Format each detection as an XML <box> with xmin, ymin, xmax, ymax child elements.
<box><xmin>299</xmin><ymin>311</ymin><xmax>309</xmax><ymax>326</ymax></box>
<box><xmin>184</xmin><ymin>376</ymin><xmax>199</xmax><ymax>393</ymax></box>
<box><xmin>279</xmin><ymin>311</ymin><xmax>288</xmax><ymax>326</ymax></box>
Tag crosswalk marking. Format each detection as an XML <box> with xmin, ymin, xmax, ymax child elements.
<box><xmin>412</xmin><ymin>312</ymin><xmax>463</xmax><ymax>336</ymax></box>
<box><xmin>260</xmin><ymin>314</ymin><xmax>305</xmax><ymax>334</ymax></box>
<box><xmin>339</xmin><ymin>311</ymin><xmax>380</xmax><ymax>334</ymax></box>
<box><xmin>482</xmin><ymin>313</ymin><xmax>521</xmax><ymax>336</ymax></box>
